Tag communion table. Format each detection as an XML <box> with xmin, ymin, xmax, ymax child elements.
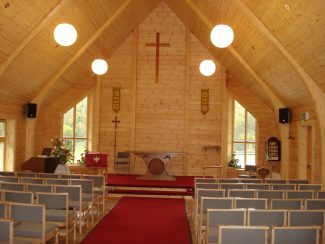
<box><xmin>133</xmin><ymin>151</ymin><xmax>182</xmax><ymax>181</ymax></box>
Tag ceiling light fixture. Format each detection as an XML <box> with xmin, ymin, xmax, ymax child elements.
<box><xmin>53</xmin><ymin>23</ymin><xmax>77</xmax><ymax>46</ymax></box>
<box><xmin>91</xmin><ymin>59</ymin><xmax>108</xmax><ymax>75</ymax></box>
<box><xmin>210</xmin><ymin>0</ymin><xmax>234</xmax><ymax>48</ymax></box>
<box><xmin>199</xmin><ymin>60</ymin><xmax>216</xmax><ymax>76</ymax></box>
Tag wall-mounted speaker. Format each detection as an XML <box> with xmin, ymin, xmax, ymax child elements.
<box><xmin>279</xmin><ymin>108</ymin><xmax>291</xmax><ymax>124</ymax></box>
<box><xmin>26</xmin><ymin>103</ymin><xmax>37</xmax><ymax>118</ymax></box>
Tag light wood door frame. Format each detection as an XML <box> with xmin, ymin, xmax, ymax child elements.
<box><xmin>297</xmin><ymin>122</ymin><xmax>315</xmax><ymax>182</ymax></box>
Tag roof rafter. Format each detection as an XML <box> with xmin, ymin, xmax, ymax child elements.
<box><xmin>32</xmin><ymin>0</ymin><xmax>133</xmax><ymax>106</ymax></box>
<box><xmin>182</xmin><ymin>0</ymin><xmax>285</xmax><ymax>110</ymax></box>
<box><xmin>0</xmin><ymin>0</ymin><xmax>67</xmax><ymax>78</ymax></box>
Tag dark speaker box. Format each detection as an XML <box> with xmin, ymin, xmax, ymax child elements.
<box><xmin>26</xmin><ymin>103</ymin><xmax>37</xmax><ymax>118</ymax></box>
<box><xmin>279</xmin><ymin>108</ymin><xmax>291</xmax><ymax>123</ymax></box>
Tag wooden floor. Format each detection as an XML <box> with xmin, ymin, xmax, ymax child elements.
<box><xmin>53</xmin><ymin>194</ymin><xmax>195</xmax><ymax>243</ymax></box>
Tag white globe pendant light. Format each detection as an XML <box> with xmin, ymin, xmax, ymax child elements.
<box><xmin>210</xmin><ymin>24</ymin><xmax>234</xmax><ymax>48</ymax></box>
<box><xmin>92</xmin><ymin>59</ymin><xmax>108</xmax><ymax>75</ymax></box>
<box><xmin>199</xmin><ymin>60</ymin><xmax>216</xmax><ymax>76</ymax></box>
<box><xmin>54</xmin><ymin>23</ymin><xmax>77</xmax><ymax>46</ymax></box>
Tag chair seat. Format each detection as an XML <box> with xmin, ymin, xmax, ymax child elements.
<box><xmin>14</xmin><ymin>222</ymin><xmax>57</xmax><ymax>238</ymax></box>
<box><xmin>46</xmin><ymin>209</ymin><xmax>75</xmax><ymax>222</ymax></box>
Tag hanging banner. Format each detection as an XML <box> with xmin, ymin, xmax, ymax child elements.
<box><xmin>112</xmin><ymin>88</ymin><xmax>120</xmax><ymax>113</ymax></box>
<box><xmin>201</xmin><ymin>88</ymin><xmax>209</xmax><ymax>115</ymax></box>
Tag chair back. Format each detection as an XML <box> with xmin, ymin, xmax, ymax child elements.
<box><xmin>272</xmin><ymin>184</ymin><xmax>296</xmax><ymax>190</ymax></box>
<box><xmin>0</xmin><ymin>183</ymin><xmax>25</xmax><ymax>191</ymax></box>
<box><xmin>0</xmin><ymin>218</ymin><xmax>14</xmax><ymax>243</ymax></box>
<box><xmin>248</xmin><ymin>209</ymin><xmax>286</xmax><ymax>227</ymax></box>
<box><xmin>20</xmin><ymin>177</ymin><xmax>44</xmax><ymax>184</ymax></box>
<box><xmin>3</xmin><ymin>190</ymin><xmax>33</xmax><ymax>204</ymax></box>
<box><xmin>228</xmin><ymin>189</ymin><xmax>255</xmax><ymax>198</ymax></box>
<box><xmin>257</xmin><ymin>190</ymin><xmax>285</xmax><ymax>200</ymax></box>
<box><xmin>288</xmin><ymin>210</ymin><xmax>325</xmax><ymax>226</ymax></box>
<box><xmin>219</xmin><ymin>226</ymin><xmax>268</xmax><ymax>244</ymax></box>
<box><xmin>219</xmin><ymin>178</ymin><xmax>240</xmax><ymax>183</ymax></box>
<box><xmin>305</xmin><ymin>199</ymin><xmax>325</xmax><ymax>210</ymax></box>
<box><xmin>246</xmin><ymin>183</ymin><xmax>270</xmax><ymax>190</ymax></box>
<box><xmin>235</xmin><ymin>198</ymin><xmax>267</xmax><ymax>210</ymax></box>
<box><xmin>298</xmin><ymin>184</ymin><xmax>322</xmax><ymax>191</ymax></box>
<box><xmin>271</xmin><ymin>199</ymin><xmax>303</xmax><ymax>210</ymax></box>
<box><xmin>0</xmin><ymin>176</ymin><xmax>19</xmax><ymax>183</ymax></box>
<box><xmin>26</xmin><ymin>184</ymin><xmax>53</xmax><ymax>193</ymax></box>
<box><xmin>45</xmin><ymin>179</ymin><xmax>69</xmax><ymax>185</ymax></box>
<box><xmin>17</xmin><ymin>172</ymin><xmax>37</xmax><ymax>178</ymax></box>
<box><xmin>195</xmin><ymin>178</ymin><xmax>217</xmax><ymax>183</ymax></box>
<box><xmin>0</xmin><ymin>201</ymin><xmax>7</xmax><ymax>218</ymax></box>
<box><xmin>286</xmin><ymin>190</ymin><xmax>314</xmax><ymax>199</ymax></box>
<box><xmin>271</xmin><ymin>226</ymin><xmax>320</xmax><ymax>244</ymax></box>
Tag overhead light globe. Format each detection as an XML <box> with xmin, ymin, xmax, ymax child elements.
<box><xmin>210</xmin><ymin>24</ymin><xmax>234</xmax><ymax>48</ymax></box>
<box><xmin>54</xmin><ymin>23</ymin><xmax>77</xmax><ymax>46</ymax></box>
<box><xmin>199</xmin><ymin>60</ymin><xmax>216</xmax><ymax>76</ymax></box>
<box><xmin>91</xmin><ymin>59</ymin><xmax>108</xmax><ymax>75</ymax></box>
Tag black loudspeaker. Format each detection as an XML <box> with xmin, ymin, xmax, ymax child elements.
<box><xmin>26</xmin><ymin>103</ymin><xmax>37</xmax><ymax>118</ymax></box>
<box><xmin>279</xmin><ymin>108</ymin><xmax>291</xmax><ymax>123</ymax></box>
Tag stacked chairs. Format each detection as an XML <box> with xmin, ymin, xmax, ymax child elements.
<box><xmin>8</xmin><ymin>202</ymin><xmax>58</xmax><ymax>243</ymax></box>
<box><xmin>36</xmin><ymin>192</ymin><xmax>76</xmax><ymax>243</ymax></box>
<box><xmin>0</xmin><ymin>218</ymin><xmax>14</xmax><ymax>244</ymax></box>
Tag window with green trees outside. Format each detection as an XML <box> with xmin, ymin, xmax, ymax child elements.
<box><xmin>233</xmin><ymin>100</ymin><xmax>256</xmax><ymax>168</ymax></box>
<box><xmin>62</xmin><ymin>97</ymin><xmax>88</xmax><ymax>163</ymax></box>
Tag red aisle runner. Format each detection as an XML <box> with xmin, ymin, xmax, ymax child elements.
<box><xmin>82</xmin><ymin>197</ymin><xmax>192</xmax><ymax>244</ymax></box>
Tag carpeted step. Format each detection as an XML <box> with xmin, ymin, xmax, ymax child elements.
<box><xmin>109</xmin><ymin>188</ymin><xmax>193</xmax><ymax>196</ymax></box>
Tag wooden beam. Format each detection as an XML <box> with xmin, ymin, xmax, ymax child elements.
<box><xmin>236</xmin><ymin>0</ymin><xmax>325</xmax><ymax>185</ymax></box>
<box><xmin>0</xmin><ymin>0</ymin><xmax>67</xmax><ymax>78</ymax></box>
<box><xmin>32</xmin><ymin>0</ymin><xmax>133</xmax><ymax>107</ymax></box>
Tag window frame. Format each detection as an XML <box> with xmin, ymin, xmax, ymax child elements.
<box><xmin>62</xmin><ymin>97</ymin><xmax>88</xmax><ymax>164</ymax></box>
<box><xmin>232</xmin><ymin>100</ymin><xmax>257</xmax><ymax>168</ymax></box>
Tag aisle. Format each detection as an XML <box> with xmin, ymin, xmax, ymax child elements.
<box><xmin>82</xmin><ymin>197</ymin><xmax>192</xmax><ymax>244</ymax></box>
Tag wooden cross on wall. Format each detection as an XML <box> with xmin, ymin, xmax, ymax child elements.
<box><xmin>145</xmin><ymin>32</ymin><xmax>170</xmax><ymax>83</ymax></box>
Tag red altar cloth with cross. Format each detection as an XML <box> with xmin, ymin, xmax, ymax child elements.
<box><xmin>85</xmin><ymin>153</ymin><xmax>108</xmax><ymax>168</ymax></box>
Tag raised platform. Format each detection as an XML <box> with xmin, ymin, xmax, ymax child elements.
<box><xmin>106</xmin><ymin>174</ymin><xmax>196</xmax><ymax>196</ymax></box>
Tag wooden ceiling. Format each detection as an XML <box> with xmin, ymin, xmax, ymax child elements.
<box><xmin>0</xmin><ymin>0</ymin><xmax>324</xmax><ymax>110</ymax></box>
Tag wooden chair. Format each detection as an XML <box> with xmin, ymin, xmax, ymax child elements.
<box><xmin>8</xmin><ymin>202</ymin><xmax>58</xmax><ymax>243</ymax></box>
<box><xmin>195</xmin><ymin>178</ymin><xmax>217</xmax><ymax>184</ymax></box>
<box><xmin>25</xmin><ymin>184</ymin><xmax>53</xmax><ymax>193</ymax></box>
<box><xmin>248</xmin><ymin>209</ymin><xmax>286</xmax><ymax>243</ymax></box>
<box><xmin>288</xmin><ymin>210</ymin><xmax>325</xmax><ymax>244</ymax></box>
<box><xmin>0</xmin><ymin>171</ymin><xmax>15</xmax><ymax>176</ymax></box>
<box><xmin>228</xmin><ymin>189</ymin><xmax>255</xmax><ymax>198</ymax></box>
<box><xmin>271</xmin><ymin>226</ymin><xmax>320</xmax><ymax>244</ymax></box>
<box><xmin>286</xmin><ymin>190</ymin><xmax>314</xmax><ymax>199</ymax></box>
<box><xmin>218</xmin><ymin>178</ymin><xmax>240</xmax><ymax>183</ymax></box>
<box><xmin>54</xmin><ymin>185</ymin><xmax>88</xmax><ymax>234</ymax></box>
<box><xmin>271</xmin><ymin>199</ymin><xmax>303</xmax><ymax>210</ymax></box>
<box><xmin>246</xmin><ymin>183</ymin><xmax>271</xmax><ymax>190</ymax></box>
<box><xmin>206</xmin><ymin>209</ymin><xmax>246</xmax><ymax>244</ymax></box>
<box><xmin>0</xmin><ymin>218</ymin><xmax>14</xmax><ymax>244</ymax></box>
<box><xmin>60</xmin><ymin>174</ymin><xmax>83</xmax><ymax>179</ymax></box>
<box><xmin>265</xmin><ymin>179</ymin><xmax>287</xmax><ymax>184</ymax></box>
<box><xmin>256</xmin><ymin>190</ymin><xmax>285</xmax><ymax>201</ymax></box>
<box><xmin>114</xmin><ymin>152</ymin><xmax>130</xmax><ymax>172</ymax></box>
<box><xmin>20</xmin><ymin>177</ymin><xmax>44</xmax><ymax>184</ymax></box>
<box><xmin>316</xmin><ymin>191</ymin><xmax>325</xmax><ymax>199</ymax></box>
<box><xmin>239</xmin><ymin>178</ymin><xmax>262</xmax><ymax>184</ymax></box>
<box><xmin>84</xmin><ymin>175</ymin><xmax>107</xmax><ymax>214</ymax></box>
<box><xmin>219</xmin><ymin>183</ymin><xmax>245</xmax><ymax>195</ymax></box>
<box><xmin>219</xmin><ymin>226</ymin><xmax>268</xmax><ymax>244</ymax></box>
<box><xmin>36</xmin><ymin>192</ymin><xmax>76</xmax><ymax>243</ymax></box>
<box><xmin>0</xmin><ymin>176</ymin><xmax>20</xmax><ymax>183</ymax></box>
<box><xmin>2</xmin><ymin>190</ymin><xmax>33</xmax><ymax>204</ymax></box>
<box><xmin>198</xmin><ymin>197</ymin><xmax>233</xmax><ymax>243</ymax></box>
<box><xmin>0</xmin><ymin>201</ymin><xmax>7</xmax><ymax>218</ymax></box>
<box><xmin>305</xmin><ymin>199</ymin><xmax>325</xmax><ymax>210</ymax></box>
<box><xmin>287</xmin><ymin>179</ymin><xmax>309</xmax><ymax>185</ymax></box>
<box><xmin>16</xmin><ymin>172</ymin><xmax>37</xmax><ymax>178</ymax></box>
<box><xmin>45</xmin><ymin>179</ymin><xmax>69</xmax><ymax>185</ymax></box>
<box><xmin>271</xmin><ymin>184</ymin><xmax>296</xmax><ymax>190</ymax></box>
<box><xmin>234</xmin><ymin>198</ymin><xmax>267</xmax><ymax>210</ymax></box>
<box><xmin>298</xmin><ymin>184</ymin><xmax>322</xmax><ymax>191</ymax></box>
<box><xmin>37</xmin><ymin>173</ymin><xmax>60</xmax><ymax>179</ymax></box>
<box><xmin>0</xmin><ymin>182</ymin><xmax>25</xmax><ymax>191</ymax></box>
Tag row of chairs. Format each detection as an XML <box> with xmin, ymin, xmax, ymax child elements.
<box><xmin>196</xmin><ymin>177</ymin><xmax>310</xmax><ymax>185</ymax></box>
<box><xmin>0</xmin><ymin>202</ymin><xmax>60</xmax><ymax>244</ymax></box>
<box><xmin>0</xmin><ymin>171</ymin><xmax>98</xmax><ymax>179</ymax></box>
<box><xmin>195</xmin><ymin>182</ymin><xmax>322</xmax><ymax>192</ymax></box>
<box><xmin>0</xmin><ymin>175</ymin><xmax>107</xmax><ymax>213</ymax></box>
<box><xmin>214</xmin><ymin>225</ymin><xmax>320</xmax><ymax>244</ymax></box>
<box><xmin>201</xmin><ymin>205</ymin><xmax>325</xmax><ymax>244</ymax></box>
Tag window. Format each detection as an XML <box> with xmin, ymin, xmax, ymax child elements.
<box><xmin>233</xmin><ymin>100</ymin><xmax>256</xmax><ymax>168</ymax></box>
<box><xmin>62</xmin><ymin>97</ymin><xmax>88</xmax><ymax>163</ymax></box>
<box><xmin>0</xmin><ymin>120</ymin><xmax>6</xmax><ymax>171</ymax></box>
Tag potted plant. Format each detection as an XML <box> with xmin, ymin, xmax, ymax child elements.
<box><xmin>228</xmin><ymin>153</ymin><xmax>240</xmax><ymax>169</ymax></box>
<box><xmin>51</xmin><ymin>137</ymin><xmax>73</xmax><ymax>164</ymax></box>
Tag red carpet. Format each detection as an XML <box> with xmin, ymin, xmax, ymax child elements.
<box><xmin>82</xmin><ymin>197</ymin><xmax>192</xmax><ymax>244</ymax></box>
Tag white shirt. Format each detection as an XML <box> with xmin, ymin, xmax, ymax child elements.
<box><xmin>54</xmin><ymin>164</ymin><xmax>70</xmax><ymax>174</ymax></box>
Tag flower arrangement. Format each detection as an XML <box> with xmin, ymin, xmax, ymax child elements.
<box><xmin>51</xmin><ymin>137</ymin><xmax>73</xmax><ymax>164</ymax></box>
<box><xmin>77</xmin><ymin>149</ymin><xmax>88</xmax><ymax>164</ymax></box>
<box><xmin>228</xmin><ymin>153</ymin><xmax>240</xmax><ymax>168</ymax></box>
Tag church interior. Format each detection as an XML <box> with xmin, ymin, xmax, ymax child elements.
<box><xmin>1</xmin><ymin>0</ymin><xmax>325</xmax><ymax>243</ymax></box>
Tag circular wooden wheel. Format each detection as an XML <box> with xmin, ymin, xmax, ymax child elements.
<box><xmin>148</xmin><ymin>158</ymin><xmax>164</xmax><ymax>174</ymax></box>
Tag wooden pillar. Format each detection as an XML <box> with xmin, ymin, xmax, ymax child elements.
<box><xmin>220</xmin><ymin>66</ymin><xmax>228</xmax><ymax>177</ymax></box>
<box><xmin>279</xmin><ymin>124</ymin><xmax>290</xmax><ymax>179</ymax></box>
<box><xmin>130</xmin><ymin>28</ymin><xmax>138</xmax><ymax>173</ymax></box>
<box><xmin>297</xmin><ymin>125</ymin><xmax>307</xmax><ymax>179</ymax></box>
<box><xmin>183</xmin><ymin>28</ymin><xmax>190</xmax><ymax>176</ymax></box>
<box><xmin>91</xmin><ymin>76</ymin><xmax>101</xmax><ymax>152</ymax></box>
<box><xmin>25</xmin><ymin>118</ymin><xmax>36</xmax><ymax>161</ymax></box>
